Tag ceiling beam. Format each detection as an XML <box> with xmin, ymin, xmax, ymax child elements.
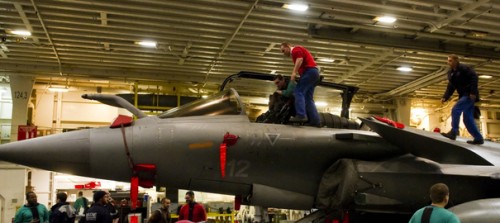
<box><xmin>178</xmin><ymin>41</ymin><xmax>192</xmax><ymax>65</ymax></box>
<box><xmin>335</xmin><ymin>49</ymin><xmax>395</xmax><ymax>83</ymax></box>
<box><xmin>424</xmin><ymin>0</ymin><xmax>490</xmax><ymax>33</ymax></box>
<box><xmin>309</xmin><ymin>25</ymin><xmax>500</xmax><ymax>60</ymax></box>
<box><xmin>13</xmin><ymin>2</ymin><xmax>40</xmax><ymax>44</ymax></box>
<box><xmin>0</xmin><ymin>50</ymin><xmax>7</xmax><ymax>58</ymax></box>
<box><xmin>100</xmin><ymin>12</ymin><xmax>108</xmax><ymax>26</ymax></box>
<box><xmin>0</xmin><ymin>62</ymin><xmax>223</xmax><ymax>87</ymax></box>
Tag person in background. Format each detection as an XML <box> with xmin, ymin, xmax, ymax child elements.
<box><xmin>178</xmin><ymin>191</ymin><xmax>207</xmax><ymax>222</ymax></box>
<box><xmin>49</xmin><ymin>192</ymin><xmax>76</xmax><ymax>223</ymax></box>
<box><xmin>117</xmin><ymin>199</ymin><xmax>131</xmax><ymax>223</ymax></box>
<box><xmin>84</xmin><ymin>191</ymin><xmax>112</xmax><ymax>223</ymax></box>
<box><xmin>74</xmin><ymin>191</ymin><xmax>89</xmax><ymax>215</ymax></box>
<box><xmin>440</xmin><ymin>54</ymin><xmax>484</xmax><ymax>145</ymax></box>
<box><xmin>14</xmin><ymin>191</ymin><xmax>50</xmax><ymax>223</ymax></box>
<box><xmin>280</xmin><ymin>42</ymin><xmax>320</xmax><ymax>127</ymax></box>
<box><xmin>103</xmin><ymin>191</ymin><xmax>119</xmax><ymax>223</ymax></box>
<box><xmin>408</xmin><ymin>183</ymin><xmax>460</xmax><ymax>223</ymax></box>
<box><xmin>147</xmin><ymin>198</ymin><xmax>171</xmax><ymax>223</ymax></box>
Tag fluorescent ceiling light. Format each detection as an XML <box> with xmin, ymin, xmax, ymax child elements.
<box><xmin>319</xmin><ymin>58</ymin><xmax>335</xmax><ymax>63</ymax></box>
<box><xmin>9</xmin><ymin>30</ymin><xmax>31</xmax><ymax>36</ymax></box>
<box><xmin>136</xmin><ymin>41</ymin><xmax>157</xmax><ymax>48</ymax></box>
<box><xmin>282</xmin><ymin>3</ymin><xmax>308</xmax><ymax>11</ymax></box>
<box><xmin>479</xmin><ymin>75</ymin><xmax>492</xmax><ymax>79</ymax></box>
<box><xmin>374</xmin><ymin>16</ymin><xmax>397</xmax><ymax>24</ymax></box>
<box><xmin>48</xmin><ymin>87</ymin><xmax>69</xmax><ymax>92</ymax></box>
<box><xmin>397</xmin><ymin>66</ymin><xmax>412</xmax><ymax>72</ymax></box>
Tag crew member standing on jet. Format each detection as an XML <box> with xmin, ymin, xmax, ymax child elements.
<box><xmin>440</xmin><ymin>54</ymin><xmax>484</xmax><ymax>145</ymax></box>
<box><xmin>408</xmin><ymin>183</ymin><xmax>460</xmax><ymax>223</ymax></box>
<box><xmin>280</xmin><ymin>42</ymin><xmax>320</xmax><ymax>127</ymax></box>
<box><xmin>84</xmin><ymin>191</ymin><xmax>112</xmax><ymax>223</ymax></box>
<box><xmin>14</xmin><ymin>191</ymin><xmax>50</xmax><ymax>223</ymax></box>
<box><xmin>178</xmin><ymin>191</ymin><xmax>206</xmax><ymax>222</ymax></box>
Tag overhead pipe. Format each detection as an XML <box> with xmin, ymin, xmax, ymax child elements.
<box><xmin>30</xmin><ymin>0</ymin><xmax>63</xmax><ymax>75</ymax></box>
<box><xmin>376</xmin><ymin>66</ymin><xmax>448</xmax><ymax>97</ymax></box>
<box><xmin>202</xmin><ymin>0</ymin><xmax>259</xmax><ymax>87</ymax></box>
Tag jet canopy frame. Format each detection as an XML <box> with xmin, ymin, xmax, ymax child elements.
<box><xmin>220</xmin><ymin>71</ymin><xmax>359</xmax><ymax>119</ymax></box>
<box><xmin>158</xmin><ymin>88</ymin><xmax>246</xmax><ymax>119</ymax></box>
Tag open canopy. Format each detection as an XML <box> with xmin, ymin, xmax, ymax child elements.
<box><xmin>158</xmin><ymin>88</ymin><xmax>246</xmax><ymax>119</ymax></box>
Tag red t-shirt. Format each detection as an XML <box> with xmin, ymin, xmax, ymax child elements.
<box><xmin>178</xmin><ymin>203</ymin><xmax>207</xmax><ymax>222</ymax></box>
<box><xmin>291</xmin><ymin>45</ymin><xmax>317</xmax><ymax>75</ymax></box>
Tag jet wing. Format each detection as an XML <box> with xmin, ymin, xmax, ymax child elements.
<box><xmin>360</xmin><ymin>117</ymin><xmax>500</xmax><ymax>166</ymax></box>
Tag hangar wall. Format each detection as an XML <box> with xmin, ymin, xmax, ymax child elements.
<box><xmin>0</xmin><ymin>167</ymin><xmax>26</xmax><ymax>223</ymax></box>
<box><xmin>34</xmin><ymin>91</ymin><xmax>132</xmax><ymax>133</ymax></box>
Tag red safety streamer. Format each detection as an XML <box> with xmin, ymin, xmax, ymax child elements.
<box><xmin>130</xmin><ymin>176</ymin><xmax>139</xmax><ymax>210</ymax></box>
<box><xmin>220</xmin><ymin>143</ymin><xmax>227</xmax><ymax>177</ymax></box>
<box><xmin>234</xmin><ymin>195</ymin><xmax>242</xmax><ymax>211</ymax></box>
<box><xmin>220</xmin><ymin>132</ymin><xmax>239</xmax><ymax>178</ymax></box>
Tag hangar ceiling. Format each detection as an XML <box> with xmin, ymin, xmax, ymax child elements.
<box><xmin>1</xmin><ymin>0</ymin><xmax>499</xmax><ymax>115</ymax></box>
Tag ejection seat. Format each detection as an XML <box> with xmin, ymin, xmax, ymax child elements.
<box><xmin>256</xmin><ymin>92</ymin><xmax>295</xmax><ymax>124</ymax></box>
<box><xmin>256</xmin><ymin>94</ymin><xmax>359</xmax><ymax>130</ymax></box>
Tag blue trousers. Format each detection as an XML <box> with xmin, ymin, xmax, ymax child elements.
<box><xmin>294</xmin><ymin>68</ymin><xmax>320</xmax><ymax>125</ymax></box>
<box><xmin>451</xmin><ymin>96</ymin><xmax>483</xmax><ymax>140</ymax></box>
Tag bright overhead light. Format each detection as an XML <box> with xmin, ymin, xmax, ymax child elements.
<box><xmin>135</xmin><ymin>41</ymin><xmax>157</xmax><ymax>48</ymax></box>
<box><xmin>48</xmin><ymin>87</ymin><xmax>69</xmax><ymax>92</ymax></box>
<box><xmin>374</xmin><ymin>16</ymin><xmax>397</xmax><ymax>24</ymax></box>
<box><xmin>397</xmin><ymin>66</ymin><xmax>412</xmax><ymax>72</ymax></box>
<box><xmin>479</xmin><ymin>75</ymin><xmax>492</xmax><ymax>79</ymax></box>
<box><xmin>282</xmin><ymin>3</ymin><xmax>308</xmax><ymax>11</ymax></box>
<box><xmin>315</xmin><ymin>101</ymin><xmax>328</xmax><ymax>107</ymax></box>
<box><xmin>9</xmin><ymin>30</ymin><xmax>31</xmax><ymax>36</ymax></box>
<box><xmin>319</xmin><ymin>58</ymin><xmax>335</xmax><ymax>63</ymax></box>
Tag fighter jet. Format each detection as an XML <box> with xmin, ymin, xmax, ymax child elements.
<box><xmin>1</xmin><ymin>73</ymin><xmax>500</xmax><ymax>223</ymax></box>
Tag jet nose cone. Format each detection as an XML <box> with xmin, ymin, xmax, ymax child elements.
<box><xmin>0</xmin><ymin>129</ymin><xmax>91</xmax><ymax>176</ymax></box>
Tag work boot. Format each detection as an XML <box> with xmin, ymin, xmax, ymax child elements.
<box><xmin>467</xmin><ymin>139</ymin><xmax>484</xmax><ymax>145</ymax></box>
<box><xmin>289</xmin><ymin>116</ymin><xmax>308</xmax><ymax>123</ymax></box>
<box><xmin>441</xmin><ymin>130</ymin><xmax>457</xmax><ymax>140</ymax></box>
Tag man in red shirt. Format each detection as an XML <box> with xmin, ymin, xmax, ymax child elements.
<box><xmin>178</xmin><ymin>191</ymin><xmax>206</xmax><ymax>222</ymax></box>
<box><xmin>280</xmin><ymin>42</ymin><xmax>320</xmax><ymax>127</ymax></box>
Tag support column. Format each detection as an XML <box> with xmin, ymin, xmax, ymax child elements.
<box><xmin>9</xmin><ymin>75</ymin><xmax>34</xmax><ymax>142</ymax></box>
<box><xmin>54</xmin><ymin>92</ymin><xmax>63</xmax><ymax>131</ymax></box>
<box><xmin>395</xmin><ymin>97</ymin><xmax>411</xmax><ymax>126</ymax></box>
